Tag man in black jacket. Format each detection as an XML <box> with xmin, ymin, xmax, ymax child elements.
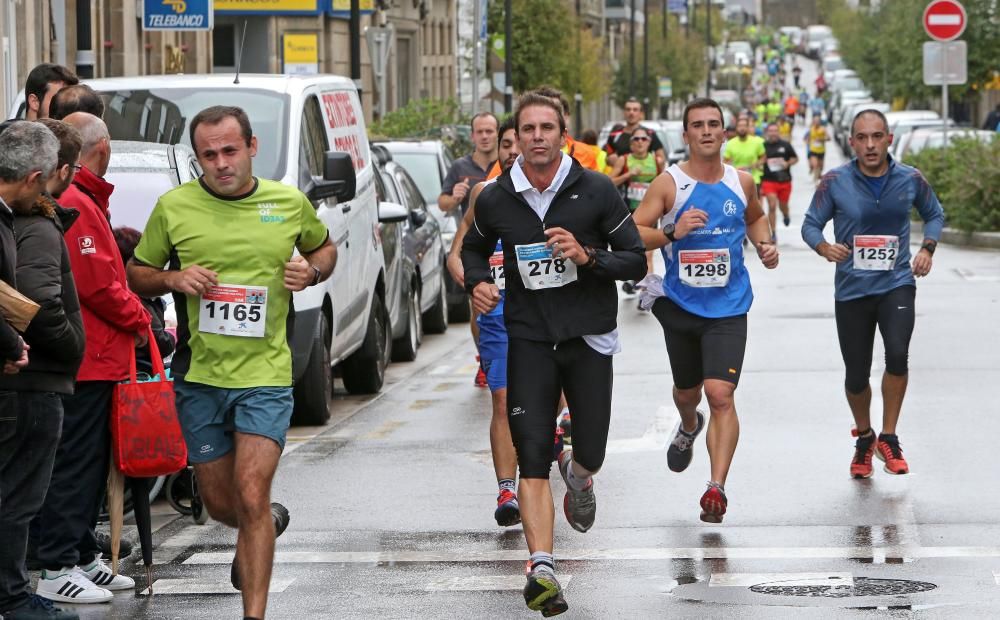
<box><xmin>462</xmin><ymin>93</ymin><xmax>646</xmax><ymax>617</ymax></box>
<box><xmin>0</xmin><ymin>121</ymin><xmax>85</xmax><ymax>620</ymax></box>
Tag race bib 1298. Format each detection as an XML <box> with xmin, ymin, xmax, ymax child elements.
<box><xmin>853</xmin><ymin>235</ymin><xmax>898</xmax><ymax>271</ymax></box>
<box><xmin>678</xmin><ymin>249</ymin><xmax>731</xmax><ymax>287</ymax></box>
<box><xmin>515</xmin><ymin>243</ymin><xmax>578</xmax><ymax>291</ymax></box>
<box><xmin>198</xmin><ymin>284</ymin><xmax>267</xmax><ymax>338</ymax></box>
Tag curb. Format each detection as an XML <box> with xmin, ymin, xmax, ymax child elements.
<box><xmin>911</xmin><ymin>221</ymin><xmax>1000</xmax><ymax>251</ymax></box>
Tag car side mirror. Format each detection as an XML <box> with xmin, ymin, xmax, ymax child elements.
<box><xmin>378</xmin><ymin>201</ymin><xmax>408</xmax><ymax>223</ymax></box>
<box><xmin>409</xmin><ymin>209</ymin><xmax>427</xmax><ymax>228</ymax></box>
<box><xmin>306</xmin><ymin>152</ymin><xmax>357</xmax><ymax>203</ymax></box>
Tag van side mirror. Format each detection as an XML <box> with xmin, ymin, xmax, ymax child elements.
<box><xmin>306</xmin><ymin>152</ymin><xmax>357</xmax><ymax>202</ymax></box>
<box><xmin>378</xmin><ymin>201</ymin><xmax>409</xmax><ymax>223</ymax></box>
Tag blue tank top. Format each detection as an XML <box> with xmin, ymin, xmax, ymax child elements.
<box><xmin>659</xmin><ymin>164</ymin><xmax>753</xmax><ymax>318</ymax></box>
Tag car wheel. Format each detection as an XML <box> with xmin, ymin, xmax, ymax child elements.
<box><xmin>422</xmin><ymin>271</ymin><xmax>449</xmax><ymax>334</ymax></box>
<box><xmin>341</xmin><ymin>292</ymin><xmax>391</xmax><ymax>394</ymax></box>
<box><xmin>391</xmin><ymin>283</ymin><xmax>421</xmax><ymax>362</ymax></box>
<box><xmin>291</xmin><ymin>313</ymin><xmax>332</xmax><ymax>426</ymax></box>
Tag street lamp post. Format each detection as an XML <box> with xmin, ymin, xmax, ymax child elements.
<box><xmin>629</xmin><ymin>0</ymin><xmax>636</xmax><ymax>96</ymax></box>
<box><xmin>504</xmin><ymin>0</ymin><xmax>512</xmax><ymax>113</ymax></box>
<box><xmin>705</xmin><ymin>0</ymin><xmax>711</xmax><ymax>97</ymax></box>
<box><xmin>643</xmin><ymin>0</ymin><xmax>649</xmax><ymax>116</ymax></box>
<box><xmin>576</xmin><ymin>0</ymin><xmax>582</xmax><ymax>136</ymax></box>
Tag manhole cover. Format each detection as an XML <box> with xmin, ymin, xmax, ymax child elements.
<box><xmin>750</xmin><ymin>577</ymin><xmax>937</xmax><ymax>598</ymax></box>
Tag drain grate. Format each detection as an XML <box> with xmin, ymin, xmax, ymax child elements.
<box><xmin>750</xmin><ymin>578</ymin><xmax>937</xmax><ymax>598</ymax></box>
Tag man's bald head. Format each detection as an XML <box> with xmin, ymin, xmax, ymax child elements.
<box><xmin>63</xmin><ymin>112</ymin><xmax>111</xmax><ymax>177</ymax></box>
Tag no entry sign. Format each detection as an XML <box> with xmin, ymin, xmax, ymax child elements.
<box><xmin>923</xmin><ymin>0</ymin><xmax>967</xmax><ymax>42</ymax></box>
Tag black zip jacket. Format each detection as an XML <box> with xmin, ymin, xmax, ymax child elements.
<box><xmin>0</xmin><ymin>202</ymin><xmax>24</xmax><ymax>361</ymax></box>
<box><xmin>0</xmin><ymin>198</ymin><xmax>85</xmax><ymax>394</ymax></box>
<box><xmin>462</xmin><ymin>159</ymin><xmax>646</xmax><ymax>344</ymax></box>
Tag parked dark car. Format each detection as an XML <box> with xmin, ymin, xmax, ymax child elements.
<box><xmin>371</xmin><ymin>145</ymin><xmax>448</xmax><ymax>361</ymax></box>
<box><xmin>375</xmin><ymin>139</ymin><xmax>470</xmax><ymax>323</ymax></box>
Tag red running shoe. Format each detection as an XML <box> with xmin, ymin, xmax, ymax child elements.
<box><xmin>494</xmin><ymin>489</ymin><xmax>521</xmax><ymax>527</ymax></box>
<box><xmin>875</xmin><ymin>433</ymin><xmax>909</xmax><ymax>475</ymax></box>
<box><xmin>699</xmin><ymin>482</ymin><xmax>727</xmax><ymax>523</ymax></box>
<box><xmin>474</xmin><ymin>355</ymin><xmax>487</xmax><ymax>388</ymax></box>
<box><xmin>851</xmin><ymin>430</ymin><xmax>876</xmax><ymax>479</ymax></box>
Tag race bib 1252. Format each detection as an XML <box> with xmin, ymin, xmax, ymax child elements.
<box><xmin>853</xmin><ymin>235</ymin><xmax>899</xmax><ymax>271</ymax></box>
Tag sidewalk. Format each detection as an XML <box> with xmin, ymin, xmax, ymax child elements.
<box><xmin>912</xmin><ymin>220</ymin><xmax>1000</xmax><ymax>251</ymax></box>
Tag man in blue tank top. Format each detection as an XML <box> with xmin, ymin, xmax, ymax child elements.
<box><xmin>632</xmin><ymin>98</ymin><xmax>779</xmax><ymax>523</ymax></box>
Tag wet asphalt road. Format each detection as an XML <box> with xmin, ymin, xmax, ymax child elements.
<box><xmin>63</xmin><ymin>61</ymin><xmax>1000</xmax><ymax>619</ymax></box>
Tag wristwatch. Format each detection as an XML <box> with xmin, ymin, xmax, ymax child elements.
<box><xmin>662</xmin><ymin>222</ymin><xmax>677</xmax><ymax>243</ymax></box>
<box><xmin>583</xmin><ymin>246</ymin><xmax>598</xmax><ymax>268</ymax></box>
<box><xmin>920</xmin><ymin>241</ymin><xmax>937</xmax><ymax>255</ymax></box>
<box><xmin>310</xmin><ymin>265</ymin><xmax>322</xmax><ymax>286</ymax></box>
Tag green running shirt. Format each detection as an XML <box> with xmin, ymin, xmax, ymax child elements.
<box><xmin>134</xmin><ymin>178</ymin><xmax>329</xmax><ymax>388</ymax></box>
<box><xmin>724</xmin><ymin>136</ymin><xmax>766</xmax><ymax>184</ymax></box>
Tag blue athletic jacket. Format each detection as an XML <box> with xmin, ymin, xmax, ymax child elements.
<box><xmin>801</xmin><ymin>156</ymin><xmax>945</xmax><ymax>302</ymax></box>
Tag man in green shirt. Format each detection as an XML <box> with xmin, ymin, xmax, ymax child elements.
<box><xmin>723</xmin><ymin>117</ymin><xmax>766</xmax><ymax>193</ymax></box>
<box><xmin>126</xmin><ymin>106</ymin><xmax>336</xmax><ymax>620</ymax></box>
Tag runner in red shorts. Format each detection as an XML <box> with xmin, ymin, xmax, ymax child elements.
<box><xmin>760</xmin><ymin>122</ymin><xmax>799</xmax><ymax>242</ymax></box>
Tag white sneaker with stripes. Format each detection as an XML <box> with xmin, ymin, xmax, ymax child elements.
<box><xmin>80</xmin><ymin>558</ymin><xmax>136</xmax><ymax>591</ymax></box>
<box><xmin>36</xmin><ymin>567</ymin><xmax>113</xmax><ymax>604</ymax></box>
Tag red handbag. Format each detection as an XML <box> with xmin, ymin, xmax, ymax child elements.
<box><xmin>110</xmin><ymin>326</ymin><xmax>187</xmax><ymax>477</ymax></box>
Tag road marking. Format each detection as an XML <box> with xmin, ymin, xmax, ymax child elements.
<box><xmin>184</xmin><ymin>546</ymin><xmax>1000</xmax><ymax>566</ymax></box>
<box><xmin>426</xmin><ymin>575</ymin><xmax>573</xmax><ymax>592</ymax></box>
<box><xmin>362</xmin><ymin>420</ymin><xmax>405</xmax><ymax>439</ymax></box>
<box><xmin>710</xmin><ymin>572</ymin><xmax>852</xmax><ymax>587</ymax></box>
<box><xmin>409</xmin><ymin>399</ymin><xmax>437</xmax><ymax>410</ymax></box>
<box><xmin>139</xmin><ymin>577</ymin><xmax>295</xmax><ymax>595</ymax></box>
<box><xmin>993</xmin><ymin>570</ymin><xmax>1000</xmax><ymax>585</ymax></box>
<box><xmin>605</xmin><ymin>406</ymin><xmax>675</xmax><ymax>454</ymax></box>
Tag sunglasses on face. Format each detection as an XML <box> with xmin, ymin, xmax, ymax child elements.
<box><xmin>631</xmin><ymin>136</ymin><xmax>650</xmax><ymax>142</ymax></box>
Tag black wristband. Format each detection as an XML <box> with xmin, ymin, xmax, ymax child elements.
<box><xmin>920</xmin><ymin>241</ymin><xmax>937</xmax><ymax>255</ymax></box>
<box><xmin>310</xmin><ymin>265</ymin><xmax>322</xmax><ymax>286</ymax></box>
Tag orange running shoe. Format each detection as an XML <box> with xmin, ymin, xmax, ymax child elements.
<box><xmin>474</xmin><ymin>355</ymin><xmax>487</xmax><ymax>388</ymax></box>
<box><xmin>875</xmin><ymin>433</ymin><xmax>909</xmax><ymax>475</ymax></box>
<box><xmin>699</xmin><ymin>482</ymin><xmax>727</xmax><ymax>523</ymax></box>
<box><xmin>851</xmin><ymin>429</ymin><xmax>876</xmax><ymax>479</ymax></box>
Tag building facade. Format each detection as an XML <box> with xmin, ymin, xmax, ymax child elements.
<box><xmin>1</xmin><ymin>0</ymin><xmax>457</xmax><ymax>123</ymax></box>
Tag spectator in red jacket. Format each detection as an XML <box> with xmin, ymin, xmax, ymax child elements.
<box><xmin>32</xmin><ymin>111</ymin><xmax>150</xmax><ymax>605</ymax></box>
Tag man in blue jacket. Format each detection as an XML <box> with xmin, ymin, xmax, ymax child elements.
<box><xmin>801</xmin><ymin>109</ymin><xmax>944</xmax><ymax>480</ymax></box>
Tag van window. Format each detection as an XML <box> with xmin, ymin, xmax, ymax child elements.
<box><xmin>97</xmin><ymin>88</ymin><xmax>289</xmax><ymax>180</ymax></box>
<box><xmin>300</xmin><ymin>96</ymin><xmax>329</xmax><ymax>178</ymax></box>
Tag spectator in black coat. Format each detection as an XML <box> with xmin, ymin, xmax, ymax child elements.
<box><xmin>0</xmin><ymin>119</ymin><xmax>83</xmax><ymax>619</ymax></box>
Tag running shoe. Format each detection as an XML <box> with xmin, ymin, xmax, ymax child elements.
<box><xmin>231</xmin><ymin>502</ymin><xmax>290</xmax><ymax>591</ymax></box>
<box><xmin>875</xmin><ymin>433</ymin><xmax>909</xmax><ymax>475</ymax></box>
<box><xmin>79</xmin><ymin>558</ymin><xmax>134</xmax><ymax>591</ymax></box>
<box><xmin>36</xmin><ymin>568</ymin><xmax>112</xmax><ymax>604</ymax></box>
<box><xmin>699</xmin><ymin>482</ymin><xmax>727</xmax><ymax>524</ymax></box>
<box><xmin>558</xmin><ymin>410</ymin><xmax>572</xmax><ymax>442</ymax></box>
<box><xmin>474</xmin><ymin>355</ymin><xmax>487</xmax><ymax>388</ymax></box>
<box><xmin>495</xmin><ymin>489</ymin><xmax>521</xmax><ymax>527</ymax></box>
<box><xmin>557</xmin><ymin>451</ymin><xmax>596</xmax><ymax>533</ymax></box>
<box><xmin>783</xmin><ymin>215</ymin><xmax>791</xmax><ymax>227</ymax></box>
<box><xmin>523</xmin><ymin>565</ymin><xmax>568</xmax><ymax>617</ymax></box>
<box><xmin>667</xmin><ymin>410</ymin><xmax>705</xmax><ymax>473</ymax></box>
<box><xmin>851</xmin><ymin>430</ymin><xmax>876</xmax><ymax>479</ymax></box>
<box><xmin>3</xmin><ymin>594</ymin><xmax>80</xmax><ymax>619</ymax></box>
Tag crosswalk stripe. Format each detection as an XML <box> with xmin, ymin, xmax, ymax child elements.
<box><xmin>139</xmin><ymin>577</ymin><xmax>295</xmax><ymax>596</ymax></box>
<box><xmin>426</xmin><ymin>575</ymin><xmax>573</xmax><ymax>592</ymax></box>
<box><xmin>183</xmin><ymin>546</ymin><xmax>1000</xmax><ymax>565</ymax></box>
<box><xmin>709</xmin><ymin>572</ymin><xmax>852</xmax><ymax>587</ymax></box>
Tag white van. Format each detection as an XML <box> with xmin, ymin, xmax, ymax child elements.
<box><xmin>11</xmin><ymin>74</ymin><xmax>396</xmax><ymax>425</ymax></box>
